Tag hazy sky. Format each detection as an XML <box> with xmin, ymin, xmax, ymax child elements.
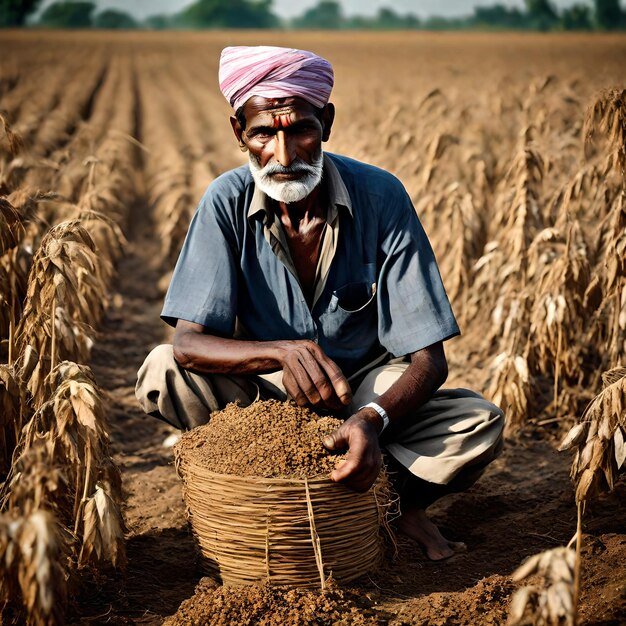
<box><xmin>36</xmin><ymin>0</ymin><xmax>607</xmax><ymax>20</ymax></box>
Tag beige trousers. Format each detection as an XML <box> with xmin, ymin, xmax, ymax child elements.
<box><xmin>136</xmin><ymin>344</ymin><xmax>504</xmax><ymax>485</ymax></box>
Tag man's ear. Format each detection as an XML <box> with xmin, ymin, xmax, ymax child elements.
<box><xmin>230</xmin><ymin>116</ymin><xmax>248</xmax><ymax>152</ymax></box>
<box><xmin>321</xmin><ymin>103</ymin><xmax>335</xmax><ymax>142</ymax></box>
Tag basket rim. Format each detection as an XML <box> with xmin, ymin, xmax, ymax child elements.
<box><xmin>177</xmin><ymin>457</ymin><xmax>342</xmax><ymax>486</ymax></box>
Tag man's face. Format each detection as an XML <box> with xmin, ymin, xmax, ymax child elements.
<box><xmin>230</xmin><ymin>97</ymin><xmax>335</xmax><ymax>203</ymax></box>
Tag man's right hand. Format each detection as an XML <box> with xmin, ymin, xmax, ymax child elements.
<box><xmin>275</xmin><ymin>340</ymin><xmax>352</xmax><ymax>412</ymax></box>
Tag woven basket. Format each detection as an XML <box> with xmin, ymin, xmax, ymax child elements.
<box><xmin>176</xmin><ymin>452</ymin><xmax>387</xmax><ymax>588</ymax></box>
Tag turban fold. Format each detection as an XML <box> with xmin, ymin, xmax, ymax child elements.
<box><xmin>219</xmin><ymin>46</ymin><xmax>334</xmax><ymax>112</ymax></box>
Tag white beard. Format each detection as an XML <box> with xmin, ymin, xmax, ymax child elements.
<box><xmin>248</xmin><ymin>152</ymin><xmax>323</xmax><ymax>204</ymax></box>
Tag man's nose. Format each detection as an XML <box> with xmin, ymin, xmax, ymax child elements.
<box><xmin>274</xmin><ymin>130</ymin><xmax>295</xmax><ymax>167</ymax></box>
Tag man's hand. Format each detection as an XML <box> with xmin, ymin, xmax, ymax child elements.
<box><xmin>322</xmin><ymin>410</ymin><xmax>383</xmax><ymax>492</ymax></box>
<box><xmin>277</xmin><ymin>340</ymin><xmax>352</xmax><ymax>412</ymax></box>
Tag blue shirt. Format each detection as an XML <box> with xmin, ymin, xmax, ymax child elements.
<box><xmin>162</xmin><ymin>153</ymin><xmax>460</xmax><ymax>379</ymax></box>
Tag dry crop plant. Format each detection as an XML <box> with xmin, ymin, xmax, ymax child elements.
<box><xmin>0</xmin><ymin>221</ymin><xmax>127</xmax><ymax>623</ymax></box>
<box><xmin>6</xmin><ymin>362</ymin><xmax>126</xmax><ymax>568</ymax></box>
<box><xmin>476</xmin><ymin>130</ymin><xmax>546</xmax><ymax>431</ymax></box>
<box><xmin>467</xmin><ymin>87</ymin><xmax>624</xmax><ymax>434</ymax></box>
<box><xmin>582</xmin><ymin>88</ymin><xmax>626</xmax><ymax>371</ymax></box>
<box><xmin>0</xmin><ymin>362</ymin><xmax>125</xmax><ymax>624</ymax></box>
<box><xmin>0</xmin><ymin>113</ymin><xmax>23</xmax><ymax>169</ymax></box>
<box><xmin>0</xmin><ymin>197</ymin><xmax>26</xmax><ymax>361</ymax></box>
<box><xmin>527</xmin><ymin>221</ymin><xmax>593</xmax><ymax>418</ymax></box>
<box><xmin>0</xmin><ymin>54</ymin><xmax>137</xmax><ymax>622</ymax></box>
<box><xmin>557</xmin><ymin>90</ymin><xmax>626</xmax><ymax>507</ymax></box>
<box><xmin>15</xmin><ymin>221</ymin><xmax>108</xmax><ymax>406</ymax></box>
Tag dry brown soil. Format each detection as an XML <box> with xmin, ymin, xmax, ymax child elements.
<box><xmin>177</xmin><ymin>400</ymin><xmax>344</xmax><ymax>478</ymax></box>
<box><xmin>65</xmin><ymin>206</ymin><xmax>626</xmax><ymax>625</ymax></box>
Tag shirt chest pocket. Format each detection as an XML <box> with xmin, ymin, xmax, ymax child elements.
<box><xmin>321</xmin><ymin>280</ymin><xmax>378</xmax><ymax>348</ymax></box>
<box><xmin>329</xmin><ymin>281</ymin><xmax>377</xmax><ymax>313</ymax></box>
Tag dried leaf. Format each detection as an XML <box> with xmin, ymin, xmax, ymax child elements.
<box><xmin>558</xmin><ymin>423</ymin><xmax>587</xmax><ymax>451</ymax></box>
<box><xmin>614</xmin><ymin>427</ymin><xmax>626</xmax><ymax>469</ymax></box>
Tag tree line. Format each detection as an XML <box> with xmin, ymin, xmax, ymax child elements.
<box><xmin>1</xmin><ymin>0</ymin><xmax>625</xmax><ymax>30</ymax></box>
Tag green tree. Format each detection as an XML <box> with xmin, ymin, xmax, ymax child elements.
<box><xmin>374</xmin><ymin>7</ymin><xmax>420</xmax><ymax>29</ymax></box>
<box><xmin>423</xmin><ymin>15</ymin><xmax>465</xmax><ymax>30</ymax></box>
<box><xmin>39</xmin><ymin>1</ymin><xmax>95</xmax><ymax>28</ymax></box>
<box><xmin>144</xmin><ymin>14</ymin><xmax>172</xmax><ymax>29</ymax></box>
<box><xmin>560</xmin><ymin>4</ymin><xmax>593</xmax><ymax>29</ymax></box>
<box><xmin>593</xmin><ymin>0</ymin><xmax>623</xmax><ymax>29</ymax></box>
<box><xmin>472</xmin><ymin>5</ymin><xmax>528</xmax><ymax>29</ymax></box>
<box><xmin>292</xmin><ymin>1</ymin><xmax>344</xmax><ymax>29</ymax></box>
<box><xmin>176</xmin><ymin>0</ymin><xmax>279</xmax><ymax>29</ymax></box>
<box><xmin>0</xmin><ymin>0</ymin><xmax>42</xmax><ymax>27</ymax></box>
<box><xmin>524</xmin><ymin>0</ymin><xmax>559</xmax><ymax>30</ymax></box>
<box><xmin>94</xmin><ymin>9</ymin><xmax>137</xmax><ymax>29</ymax></box>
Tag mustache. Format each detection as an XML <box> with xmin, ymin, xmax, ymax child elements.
<box><xmin>255</xmin><ymin>158</ymin><xmax>321</xmax><ymax>177</ymax></box>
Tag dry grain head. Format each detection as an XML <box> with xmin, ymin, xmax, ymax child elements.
<box><xmin>0</xmin><ymin>364</ymin><xmax>22</xmax><ymax>478</ymax></box>
<box><xmin>4</xmin><ymin>436</ymin><xmax>71</xmax><ymax>519</ymax></box>
<box><xmin>78</xmin><ymin>483</ymin><xmax>126</xmax><ymax>569</ymax></box>
<box><xmin>0</xmin><ymin>196</ymin><xmax>24</xmax><ymax>255</ymax></box>
<box><xmin>77</xmin><ymin>209</ymin><xmax>127</xmax><ymax>268</ymax></box>
<box><xmin>0</xmin><ymin>510</ymin><xmax>70</xmax><ymax>626</ymax></box>
<box><xmin>583</xmin><ymin>89</ymin><xmax>626</xmax><ymax>183</ymax></box>
<box><xmin>0</xmin><ymin>113</ymin><xmax>23</xmax><ymax>159</ymax></box>
<box><xmin>488</xmin><ymin>351</ymin><xmax>533</xmax><ymax>433</ymax></box>
<box><xmin>498</xmin><ymin>145</ymin><xmax>545</xmax><ymax>261</ymax></box>
<box><xmin>560</xmin><ymin>368</ymin><xmax>626</xmax><ymax>504</ymax></box>
<box><xmin>508</xmin><ymin>547</ymin><xmax>576</xmax><ymax>626</ymax></box>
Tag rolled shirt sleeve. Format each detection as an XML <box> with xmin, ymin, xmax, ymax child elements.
<box><xmin>376</xmin><ymin>181</ymin><xmax>460</xmax><ymax>356</ymax></box>
<box><xmin>161</xmin><ymin>182</ymin><xmax>239</xmax><ymax>336</ymax></box>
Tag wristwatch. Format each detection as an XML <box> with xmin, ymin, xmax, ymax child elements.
<box><xmin>359</xmin><ymin>401</ymin><xmax>390</xmax><ymax>434</ymax></box>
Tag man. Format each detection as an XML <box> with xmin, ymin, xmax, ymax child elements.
<box><xmin>136</xmin><ymin>46</ymin><xmax>504</xmax><ymax>561</ymax></box>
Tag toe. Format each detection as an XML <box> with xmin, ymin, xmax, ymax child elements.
<box><xmin>448</xmin><ymin>541</ymin><xmax>467</xmax><ymax>553</ymax></box>
<box><xmin>426</xmin><ymin>544</ymin><xmax>456</xmax><ymax>561</ymax></box>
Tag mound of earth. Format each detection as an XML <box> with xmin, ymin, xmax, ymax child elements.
<box><xmin>163</xmin><ymin>577</ymin><xmax>381</xmax><ymax>626</ymax></box>
<box><xmin>175</xmin><ymin>399</ymin><xmax>345</xmax><ymax>478</ymax></box>
<box><xmin>388</xmin><ymin>575</ymin><xmax>515</xmax><ymax>625</ymax></box>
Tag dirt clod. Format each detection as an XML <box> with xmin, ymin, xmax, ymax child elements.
<box><xmin>176</xmin><ymin>399</ymin><xmax>345</xmax><ymax>478</ymax></box>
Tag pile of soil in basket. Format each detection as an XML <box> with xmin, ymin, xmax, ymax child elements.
<box><xmin>177</xmin><ymin>399</ymin><xmax>345</xmax><ymax>478</ymax></box>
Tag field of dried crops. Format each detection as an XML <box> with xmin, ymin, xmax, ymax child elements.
<box><xmin>0</xmin><ymin>30</ymin><xmax>625</xmax><ymax>625</ymax></box>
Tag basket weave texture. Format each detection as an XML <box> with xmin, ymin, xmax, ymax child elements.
<box><xmin>176</xmin><ymin>452</ymin><xmax>385</xmax><ymax>588</ymax></box>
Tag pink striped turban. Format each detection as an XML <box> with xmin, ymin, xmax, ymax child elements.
<box><xmin>219</xmin><ymin>46</ymin><xmax>334</xmax><ymax>112</ymax></box>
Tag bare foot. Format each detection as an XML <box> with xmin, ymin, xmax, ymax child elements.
<box><xmin>395</xmin><ymin>507</ymin><xmax>466</xmax><ymax>561</ymax></box>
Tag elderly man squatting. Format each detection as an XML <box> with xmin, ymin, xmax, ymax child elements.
<box><xmin>136</xmin><ymin>46</ymin><xmax>505</xmax><ymax>561</ymax></box>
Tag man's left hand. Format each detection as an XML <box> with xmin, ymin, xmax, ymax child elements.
<box><xmin>322</xmin><ymin>411</ymin><xmax>383</xmax><ymax>492</ymax></box>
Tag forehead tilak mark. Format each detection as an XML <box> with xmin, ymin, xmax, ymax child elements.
<box><xmin>270</xmin><ymin>107</ymin><xmax>295</xmax><ymax>117</ymax></box>
<box><xmin>272</xmin><ymin>112</ymin><xmax>293</xmax><ymax>128</ymax></box>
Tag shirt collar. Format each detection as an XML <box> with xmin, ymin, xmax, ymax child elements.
<box><xmin>247</xmin><ymin>153</ymin><xmax>353</xmax><ymax>225</ymax></box>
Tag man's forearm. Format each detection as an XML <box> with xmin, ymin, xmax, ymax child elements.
<box><xmin>173</xmin><ymin>323</ymin><xmax>283</xmax><ymax>374</ymax></box>
<box><xmin>173</xmin><ymin>319</ymin><xmax>352</xmax><ymax>410</ymax></box>
<box><xmin>359</xmin><ymin>342</ymin><xmax>448</xmax><ymax>432</ymax></box>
